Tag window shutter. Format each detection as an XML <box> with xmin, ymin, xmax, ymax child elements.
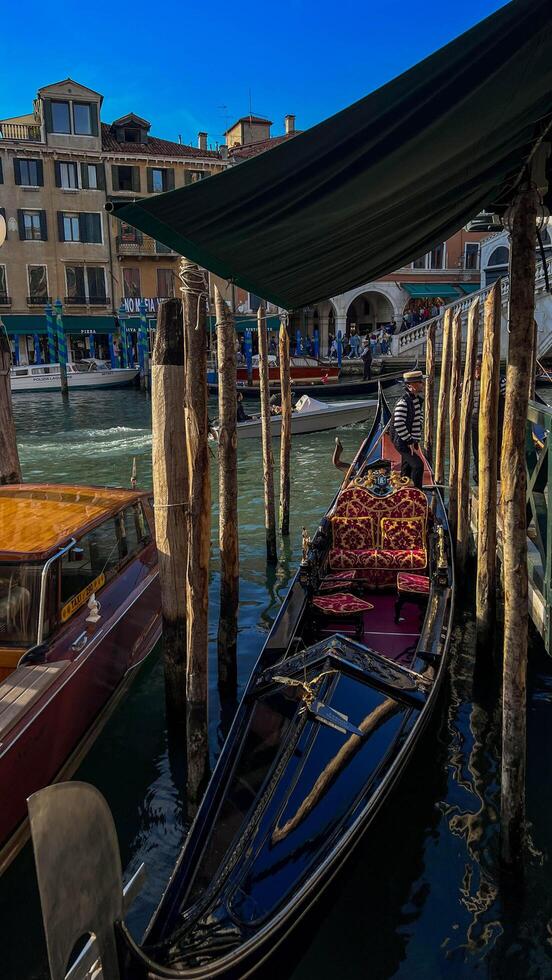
<box><xmin>111</xmin><ymin>165</ymin><xmax>119</xmax><ymax>191</ymax></box>
<box><xmin>17</xmin><ymin>209</ymin><xmax>26</xmax><ymax>240</ymax></box>
<box><xmin>43</xmin><ymin>99</ymin><xmax>53</xmax><ymax>134</ymax></box>
<box><xmin>80</xmin><ymin>162</ymin><xmax>89</xmax><ymax>189</ymax></box>
<box><xmin>39</xmin><ymin>211</ymin><xmax>48</xmax><ymax>241</ymax></box>
<box><xmin>14</xmin><ymin>159</ymin><xmax>21</xmax><ymax>185</ymax></box>
<box><xmin>0</xmin><ymin>158</ymin><xmax>3</xmax><ymax>184</ymax></box>
<box><xmin>165</xmin><ymin>168</ymin><xmax>175</xmax><ymax>191</ymax></box>
<box><xmin>131</xmin><ymin>167</ymin><xmax>141</xmax><ymax>193</ymax></box>
<box><xmin>36</xmin><ymin>160</ymin><xmax>44</xmax><ymax>186</ymax></box>
<box><xmin>85</xmin><ymin>213</ymin><xmax>101</xmax><ymax>243</ymax></box>
<box><xmin>146</xmin><ymin>168</ymin><xmax>153</xmax><ymax>193</ymax></box>
<box><xmin>96</xmin><ymin>164</ymin><xmax>106</xmax><ymax>190</ymax></box>
<box><xmin>90</xmin><ymin>104</ymin><xmax>99</xmax><ymax>137</ymax></box>
<box><xmin>54</xmin><ymin>161</ymin><xmax>62</xmax><ymax>187</ymax></box>
<box><xmin>57</xmin><ymin>212</ymin><xmax>65</xmax><ymax>242</ymax></box>
<box><xmin>0</xmin><ymin>207</ymin><xmax>5</xmax><ymax>219</ymax></box>
<box><xmin>79</xmin><ymin>213</ymin><xmax>89</xmax><ymax>242</ymax></box>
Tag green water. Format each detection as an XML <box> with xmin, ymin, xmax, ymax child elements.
<box><xmin>3</xmin><ymin>388</ymin><xmax>552</xmax><ymax>980</ymax></box>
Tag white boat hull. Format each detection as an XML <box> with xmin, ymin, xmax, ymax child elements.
<box><xmin>11</xmin><ymin>364</ymin><xmax>139</xmax><ymax>393</ymax></box>
<box><xmin>227</xmin><ymin>399</ymin><xmax>377</xmax><ymax>440</ymax></box>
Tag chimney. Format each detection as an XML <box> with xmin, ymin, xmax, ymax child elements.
<box><xmin>198</xmin><ymin>131</ymin><xmax>207</xmax><ymax>151</ymax></box>
<box><xmin>285</xmin><ymin>114</ymin><xmax>295</xmax><ymax>135</ymax></box>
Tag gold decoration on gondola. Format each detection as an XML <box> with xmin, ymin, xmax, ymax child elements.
<box><xmin>353</xmin><ymin>468</ymin><xmax>411</xmax><ymax>495</ymax></box>
<box><xmin>301</xmin><ymin>527</ymin><xmax>312</xmax><ymax>564</ymax></box>
<box><xmin>273</xmin><ymin>669</ymin><xmax>336</xmax><ymax>707</ymax></box>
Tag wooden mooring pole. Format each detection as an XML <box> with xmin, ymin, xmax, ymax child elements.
<box><xmin>214</xmin><ymin>286</ymin><xmax>239</xmax><ymax>697</ymax></box>
<box><xmin>279</xmin><ymin>318</ymin><xmax>292</xmax><ymax>536</ymax></box>
<box><xmin>434</xmin><ymin>309</ymin><xmax>452</xmax><ymax>489</ymax></box>
<box><xmin>258</xmin><ymin>305</ymin><xmax>278</xmax><ymax>562</ymax></box>
<box><xmin>447</xmin><ymin>312</ymin><xmax>462</xmax><ymax>541</ymax></box>
<box><xmin>180</xmin><ymin>257</ymin><xmax>210</xmax><ymax>797</ymax></box>
<box><xmin>456</xmin><ymin>297</ymin><xmax>480</xmax><ymax>570</ymax></box>
<box><xmin>500</xmin><ymin>182</ymin><xmax>538</xmax><ymax>865</ymax></box>
<box><xmin>151</xmin><ymin>298</ymin><xmax>188</xmax><ymax>718</ymax></box>
<box><xmin>423</xmin><ymin>320</ymin><xmax>436</xmax><ymax>466</ymax></box>
<box><xmin>0</xmin><ymin>329</ymin><xmax>22</xmax><ymax>484</ymax></box>
<box><xmin>475</xmin><ymin>282</ymin><xmax>501</xmax><ymax>645</ymax></box>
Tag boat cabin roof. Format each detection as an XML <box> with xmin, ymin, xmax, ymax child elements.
<box><xmin>0</xmin><ymin>484</ymin><xmax>149</xmax><ymax>561</ymax></box>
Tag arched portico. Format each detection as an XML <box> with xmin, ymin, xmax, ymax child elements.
<box><xmin>332</xmin><ymin>282</ymin><xmax>405</xmax><ymax>337</ymax></box>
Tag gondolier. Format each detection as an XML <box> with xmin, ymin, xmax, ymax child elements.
<box><xmin>390</xmin><ymin>369</ymin><xmax>425</xmax><ymax>488</ymax></box>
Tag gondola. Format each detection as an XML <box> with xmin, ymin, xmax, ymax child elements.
<box><xmin>208</xmin><ymin>363</ymin><xmax>414</xmax><ymax>400</ymax></box>
<box><xmin>106</xmin><ymin>385</ymin><xmax>454</xmax><ymax>979</ymax></box>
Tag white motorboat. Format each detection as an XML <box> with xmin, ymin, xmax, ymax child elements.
<box><xmin>212</xmin><ymin>395</ymin><xmax>377</xmax><ymax>440</ymax></box>
<box><xmin>10</xmin><ymin>361</ymin><xmax>139</xmax><ymax>393</ymax></box>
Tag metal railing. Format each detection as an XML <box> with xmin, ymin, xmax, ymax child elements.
<box><xmin>27</xmin><ymin>295</ymin><xmax>52</xmax><ymax>305</ymax></box>
<box><xmin>0</xmin><ymin>122</ymin><xmax>42</xmax><ymax>141</ymax></box>
<box><xmin>63</xmin><ymin>296</ymin><xmax>110</xmax><ymax>306</ymax></box>
<box><xmin>0</xmin><ymin>295</ymin><xmax>11</xmax><ymax>305</ymax></box>
<box><xmin>116</xmin><ymin>236</ymin><xmax>176</xmax><ymax>256</ymax></box>
<box><xmin>391</xmin><ymin>255</ymin><xmax>552</xmax><ymax>359</ymax></box>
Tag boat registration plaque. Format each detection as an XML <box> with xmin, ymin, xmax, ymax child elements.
<box><xmin>61</xmin><ymin>574</ymin><xmax>105</xmax><ymax>623</ymax></box>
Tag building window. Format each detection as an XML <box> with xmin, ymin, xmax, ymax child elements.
<box><xmin>124</xmin><ymin>128</ymin><xmax>140</xmax><ymax>143</ymax></box>
<box><xmin>147</xmin><ymin>167</ymin><xmax>174</xmax><ymax>193</ymax></box>
<box><xmin>58</xmin><ymin>161</ymin><xmax>79</xmax><ymax>189</ymax></box>
<box><xmin>488</xmin><ymin>246</ymin><xmax>509</xmax><ymax>267</ymax></box>
<box><xmin>0</xmin><ymin>265</ymin><xmax>7</xmax><ymax>300</ymax></box>
<box><xmin>58</xmin><ymin>212</ymin><xmax>102</xmax><ymax>244</ymax></box>
<box><xmin>18</xmin><ymin>209</ymin><xmax>47</xmax><ymax>241</ymax></box>
<box><xmin>152</xmin><ymin>169</ymin><xmax>163</xmax><ymax>192</ymax></box>
<box><xmin>28</xmin><ymin>265</ymin><xmax>48</xmax><ymax>300</ymax></box>
<box><xmin>464</xmin><ymin>243</ymin><xmax>480</xmax><ymax>270</ymax></box>
<box><xmin>120</xmin><ymin>222</ymin><xmax>141</xmax><ymax>244</ymax></box>
<box><xmin>63</xmin><ymin>213</ymin><xmax>80</xmax><ymax>242</ymax></box>
<box><xmin>157</xmin><ymin>268</ymin><xmax>174</xmax><ymax>298</ymax></box>
<box><xmin>412</xmin><ymin>255</ymin><xmax>426</xmax><ymax>269</ymax></box>
<box><xmin>73</xmin><ymin>103</ymin><xmax>93</xmax><ymax>136</ymax></box>
<box><xmin>185</xmin><ymin>170</ymin><xmax>206</xmax><ymax>184</ymax></box>
<box><xmin>112</xmin><ymin>165</ymin><xmax>140</xmax><ymax>192</ymax></box>
<box><xmin>86</xmin><ymin>164</ymin><xmax>97</xmax><ymax>189</ymax></box>
<box><xmin>51</xmin><ymin>101</ymin><xmax>71</xmax><ymax>134</ymax></box>
<box><xmin>429</xmin><ymin>244</ymin><xmax>445</xmax><ymax>269</ymax></box>
<box><xmin>248</xmin><ymin>293</ymin><xmax>261</xmax><ymax>312</ymax></box>
<box><xmin>123</xmin><ymin>267</ymin><xmax>141</xmax><ymax>298</ymax></box>
<box><xmin>80</xmin><ymin>162</ymin><xmax>104</xmax><ymax>190</ymax></box>
<box><xmin>66</xmin><ymin>266</ymin><xmax>107</xmax><ymax>304</ymax></box>
<box><xmin>15</xmin><ymin>158</ymin><xmax>43</xmax><ymax>186</ymax></box>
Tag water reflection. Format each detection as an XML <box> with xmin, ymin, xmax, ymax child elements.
<box><xmin>3</xmin><ymin>389</ymin><xmax>552</xmax><ymax>980</ymax></box>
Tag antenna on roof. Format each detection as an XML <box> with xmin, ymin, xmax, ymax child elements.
<box><xmin>178</xmin><ymin>134</ymin><xmax>182</xmax><ymax>144</ymax></box>
<box><xmin>249</xmin><ymin>88</ymin><xmax>252</xmax><ymax>124</ymax></box>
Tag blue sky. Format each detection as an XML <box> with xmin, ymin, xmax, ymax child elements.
<box><xmin>0</xmin><ymin>0</ymin><xmax>508</xmax><ymax>149</ymax></box>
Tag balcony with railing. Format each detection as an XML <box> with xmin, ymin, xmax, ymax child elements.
<box><xmin>64</xmin><ymin>296</ymin><xmax>110</xmax><ymax>307</ymax></box>
<box><xmin>27</xmin><ymin>295</ymin><xmax>52</xmax><ymax>306</ymax></box>
<box><xmin>0</xmin><ymin>121</ymin><xmax>42</xmax><ymax>142</ymax></box>
<box><xmin>0</xmin><ymin>295</ymin><xmax>12</xmax><ymax>306</ymax></box>
<box><xmin>116</xmin><ymin>235</ymin><xmax>177</xmax><ymax>257</ymax></box>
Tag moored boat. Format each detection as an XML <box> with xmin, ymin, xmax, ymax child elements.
<box><xmin>10</xmin><ymin>361</ymin><xmax>139</xmax><ymax>393</ymax></box>
<box><xmin>236</xmin><ymin>354</ymin><xmax>340</xmax><ymax>387</ymax></box>
<box><xmin>211</xmin><ymin>394</ymin><xmax>377</xmax><ymax>440</ymax></box>
<box><xmin>0</xmin><ymin>484</ymin><xmax>161</xmax><ymax>872</ymax></box>
<box><xmin>28</xmin><ymin>388</ymin><xmax>454</xmax><ymax>979</ymax></box>
<box><xmin>209</xmin><ymin>362</ymin><xmax>415</xmax><ymax>400</ymax></box>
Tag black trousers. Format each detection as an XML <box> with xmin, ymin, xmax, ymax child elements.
<box><xmin>363</xmin><ymin>359</ymin><xmax>372</xmax><ymax>380</ymax></box>
<box><xmin>399</xmin><ymin>448</ymin><xmax>424</xmax><ymax>489</ymax></box>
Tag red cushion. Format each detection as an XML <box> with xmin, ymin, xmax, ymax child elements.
<box><xmin>329</xmin><ymin>548</ymin><xmax>427</xmax><ymax>570</ymax></box>
<box><xmin>313</xmin><ymin>592</ymin><xmax>374</xmax><ymax>614</ymax></box>
<box><xmin>333</xmin><ymin>484</ymin><xmax>428</xmax><ymax>521</ymax></box>
<box><xmin>381</xmin><ymin>517</ymin><xmax>425</xmax><ymax>550</ymax></box>
<box><xmin>397</xmin><ymin>572</ymin><xmax>430</xmax><ymax>594</ymax></box>
<box><xmin>331</xmin><ymin>516</ymin><xmax>376</xmax><ymax>550</ymax></box>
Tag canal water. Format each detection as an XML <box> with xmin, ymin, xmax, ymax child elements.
<box><xmin>3</xmin><ymin>387</ymin><xmax>552</xmax><ymax>980</ymax></box>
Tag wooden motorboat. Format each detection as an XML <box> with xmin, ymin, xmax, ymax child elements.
<box><xmin>211</xmin><ymin>395</ymin><xmax>377</xmax><ymax>440</ymax></box>
<box><xmin>0</xmin><ymin>484</ymin><xmax>161</xmax><ymax>872</ymax></box>
<box><xmin>10</xmin><ymin>361</ymin><xmax>139</xmax><ymax>393</ymax></box>
<box><xmin>27</xmin><ymin>388</ymin><xmax>454</xmax><ymax>980</ymax></box>
<box><xmin>209</xmin><ymin>363</ymin><xmax>414</xmax><ymax>400</ymax></box>
<box><xmin>236</xmin><ymin>354</ymin><xmax>340</xmax><ymax>387</ymax></box>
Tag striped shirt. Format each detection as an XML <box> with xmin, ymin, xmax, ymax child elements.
<box><xmin>393</xmin><ymin>391</ymin><xmax>423</xmax><ymax>444</ymax></box>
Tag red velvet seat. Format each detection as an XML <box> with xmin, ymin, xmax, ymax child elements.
<box><xmin>395</xmin><ymin>572</ymin><xmax>431</xmax><ymax>623</ymax></box>
<box><xmin>328</xmin><ymin>548</ymin><xmax>427</xmax><ymax>570</ymax></box>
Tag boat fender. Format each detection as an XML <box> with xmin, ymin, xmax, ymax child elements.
<box><xmin>85</xmin><ymin>594</ymin><xmax>102</xmax><ymax>624</ymax></box>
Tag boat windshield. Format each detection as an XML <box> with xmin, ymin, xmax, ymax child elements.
<box><xmin>0</xmin><ymin>564</ymin><xmax>42</xmax><ymax>645</ymax></box>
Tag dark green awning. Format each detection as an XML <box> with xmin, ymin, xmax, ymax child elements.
<box><xmin>457</xmin><ymin>283</ymin><xmax>482</xmax><ymax>295</ymax></box>
<box><xmin>1</xmin><ymin>314</ymin><xmax>117</xmax><ymax>335</ymax></box>
<box><xmin>108</xmin><ymin>0</ymin><xmax>552</xmax><ymax>311</ymax></box>
<box><xmin>400</xmin><ymin>283</ymin><xmax>461</xmax><ymax>299</ymax></box>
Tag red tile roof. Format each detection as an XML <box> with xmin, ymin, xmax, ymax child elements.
<box><xmin>228</xmin><ymin>132</ymin><xmax>300</xmax><ymax>160</ymax></box>
<box><xmin>101</xmin><ymin>123</ymin><xmax>222</xmax><ymax>159</ymax></box>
